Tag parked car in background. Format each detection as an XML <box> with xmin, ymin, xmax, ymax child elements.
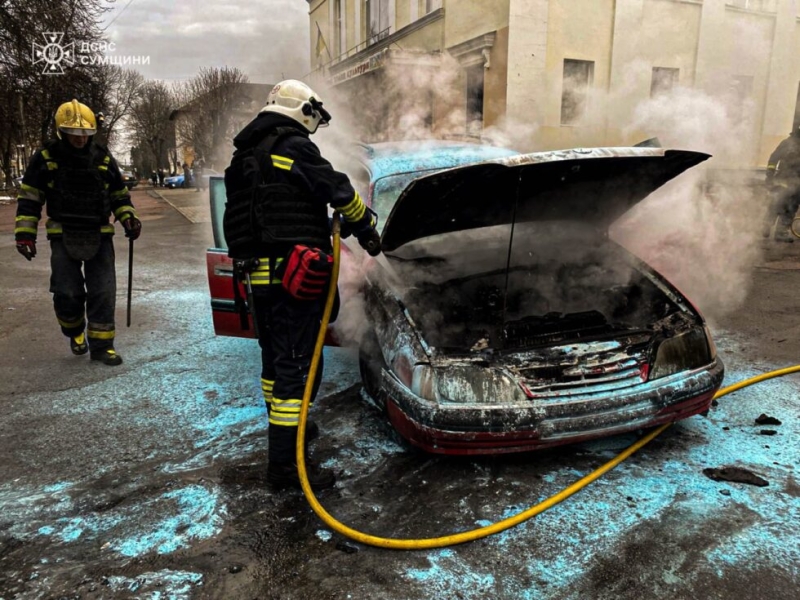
<box><xmin>206</xmin><ymin>140</ymin><xmax>723</xmax><ymax>456</ymax></box>
<box><xmin>163</xmin><ymin>173</ymin><xmax>187</xmax><ymax>189</ymax></box>
<box><xmin>121</xmin><ymin>171</ymin><xmax>139</xmax><ymax>189</ymax></box>
<box><xmin>164</xmin><ymin>169</ymin><xmax>220</xmax><ymax>189</ymax></box>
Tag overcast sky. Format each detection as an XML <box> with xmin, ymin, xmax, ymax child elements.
<box><xmin>100</xmin><ymin>0</ymin><xmax>311</xmax><ymax>83</ymax></box>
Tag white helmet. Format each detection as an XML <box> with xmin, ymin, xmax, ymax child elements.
<box><xmin>259</xmin><ymin>79</ymin><xmax>331</xmax><ymax>134</ymax></box>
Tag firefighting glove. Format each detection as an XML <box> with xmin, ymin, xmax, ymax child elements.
<box><xmin>122</xmin><ymin>216</ymin><xmax>142</xmax><ymax>240</ymax></box>
<box><xmin>15</xmin><ymin>239</ymin><xmax>36</xmax><ymax>261</ymax></box>
<box><xmin>329</xmin><ymin>215</ymin><xmax>353</xmax><ymax>239</ymax></box>
<box><xmin>353</xmin><ymin>208</ymin><xmax>381</xmax><ymax>256</ymax></box>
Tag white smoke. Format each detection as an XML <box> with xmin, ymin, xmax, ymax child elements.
<box><xmin>310</xmin><ymin>31</ymin><xmax>779</xmax><ymax>339</ymax></box>
<box><xmin>612</xmin><ymin>83</ymin><xmax>767</xmax><ymax>323</ymax></box>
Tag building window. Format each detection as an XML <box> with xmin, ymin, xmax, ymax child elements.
<box><xmin>561</xmin><ymin>59</ymin><xmax>594</xmax><ymax>126</ymax></box>
<box><xmin>466</xmin><ymin>64</ymin><xmax>484</xmax><ymax>135</ymax></box>
<box><xmin>333</xmin><ymin>0</ymin><xmax>344</xmax><ymax>56</ymax></box>
<box><xmin>651</xmin><ymin>67</ymin><xmax>679</xmax><ymax>98</ymax></box>
<box><xmin>366</xmin><ymin>0</ymin><xmax>391</xmax><ymax>45</ymax></box>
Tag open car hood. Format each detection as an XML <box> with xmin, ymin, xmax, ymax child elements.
<box><xmin>380</xmin><ymin>147</ymin><xmax>710</xmax><ymax>253</ymax></box>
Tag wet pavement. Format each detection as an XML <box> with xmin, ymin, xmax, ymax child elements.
<box><xmin>0</xmin><ymin>186</ymin><xmax>799</xmax><ymax>599</ymax></box>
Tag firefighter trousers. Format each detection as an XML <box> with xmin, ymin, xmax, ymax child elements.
<box><xmin>49</xmin><ymin>236</ymin><xmax>117</xmax><ymax>351</ymax></box>
<box><xmin>768</xmin><ymin>188</ymin><xmax>800</xmax><ymax>227</ymax></box>
<box><xmin>252</xmin><ymin>284</ymin><xmax>326</xmax><ymax>465</ymax></box>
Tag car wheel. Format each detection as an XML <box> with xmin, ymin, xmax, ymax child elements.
<box><xmin>358</xmin><ymin>328</ymin><xmax>387</xmax><ymax>411</ymax></box>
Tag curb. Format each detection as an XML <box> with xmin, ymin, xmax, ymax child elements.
<box><xmin>146</xmin><ymin>188</ymin><xmax>166</xmax><ymax>201</ymax></box>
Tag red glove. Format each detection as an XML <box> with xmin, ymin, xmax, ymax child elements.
<box><xmin>122</xmin><ymin>217</ymin><xmax>142</xmax><ymax>240</ymax></box>
<box><xmin>16</xmin><ymin>239</ymin><xmax>36</xmax><ymax>261</ymax></box>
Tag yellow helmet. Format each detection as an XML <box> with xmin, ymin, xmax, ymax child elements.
<box><xmin>54</xmin><ymin>99</ymin><xmax>97</xmax><ymax>138</ymax></box>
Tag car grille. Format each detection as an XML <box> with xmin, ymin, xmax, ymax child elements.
<box><xmin>516</xmin><ymin>349</ymin><xmax>647</xmax><ymax>397</ymax></box>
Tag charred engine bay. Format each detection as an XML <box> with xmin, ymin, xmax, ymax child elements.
<box><xmin>401</xmin><ymin>257</ymin><xmax>696</xmax><ymax>356</ymax></box>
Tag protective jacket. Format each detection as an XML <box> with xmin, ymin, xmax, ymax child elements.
<box><xmin>224</xmin><ymin>112</ymin><xmax>370</xmax><ymax>267</ymax></box>
<box><xmin>15</xmin><ymin>139</ymin><xmax>135</xmax><ymax>243</ymax></box>
<box><xmin>767</xmin><ymin>132</ymin><xmax>800</xmax><ymax>189</ymax></box>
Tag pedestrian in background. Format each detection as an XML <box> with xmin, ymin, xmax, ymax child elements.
<box><xmin>764</xmin><ymin>124</ymin><xmax>800</xmax><ymax>242</ymax></box>
<box><xmin>193</xmin><ymin>160</ymin><xmax>204</xmax><ymax>192</ymax></box>
<box><xmin>14</xmin><ymin>99</ymin><xmax>141</xmax><ymax>365</ymax></box>
<box><xmin>223</xmin><ymin>79</ymin><xmax>381</xmax><ymax>491</ymax></box>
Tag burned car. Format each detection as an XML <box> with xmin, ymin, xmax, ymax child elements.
<box><xmin>358</xmin><ymin>145</ymin><xmax>724</xmax><ymax>455</ymax></box>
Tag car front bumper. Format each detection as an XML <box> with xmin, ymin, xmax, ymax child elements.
<box><xmin>380</xmin><ymin>358</ymin><xmax>725</xmax><ymax>455</ymax></box>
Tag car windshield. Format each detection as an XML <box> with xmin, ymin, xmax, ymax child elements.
<box><xmin>372</xmin><ymin>170</ymin><xmax>442</xmax><ymax>232</ymax></box>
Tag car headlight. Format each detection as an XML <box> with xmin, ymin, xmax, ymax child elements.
<box><xmin>411</xmin><ymin>364</ymin><xmax>437</xmax><ymax>401</ymax></box>
<box><xmin>649</xmin><ymin>327</ymin><xmax>714</xmax><ymax>380</ymax></box>
<box><xmin>410</xmin><ymin>364</ymin><xmax>527</xmax><ymax>404</ymax></box>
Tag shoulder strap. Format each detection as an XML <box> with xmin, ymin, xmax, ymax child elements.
<box><xmin>249</xmin><ymin>126</ymin><xmax>304</xmax><ymax>182</ymax></box>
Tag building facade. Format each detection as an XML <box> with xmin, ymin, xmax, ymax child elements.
<box><xmin>306</xmin><ymin>0</ymin><xmax>800</xmax><ymax>166</ymax></box>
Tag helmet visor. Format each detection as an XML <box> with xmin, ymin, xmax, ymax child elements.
<box><xmin>59</xmin><ymin>126</ymin><xmax>96</xmax><ymax>137</ymax></box>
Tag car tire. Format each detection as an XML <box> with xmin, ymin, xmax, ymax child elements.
<box><xmin>358</xmin><ymin>328</ymin><xmax>387</xmax><ymax>412</ymax></box>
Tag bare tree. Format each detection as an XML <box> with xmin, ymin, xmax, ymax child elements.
<box><xmin>0</xmin><ymin>0</ymin><xmax>110</xmax><ymax>185</ymax></box>
<box><xmin>94</xmin><ymin>66</ymin><xmax>145</xmax><ymax>147</ymax></box>
<box><xmin>173</xmin><ymin>67</ymin><xmax>250</xmax><ymax>169</ymax></box>
<box><xmin>127</xmin><ymin>81</ymin><xmax>176</xmax><ymax>177</ymax></box>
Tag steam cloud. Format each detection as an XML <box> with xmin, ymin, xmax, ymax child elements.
<box><xmin>309</xmin><ymin>36</ymin><xmax>778</xmax><ymax>343</ymax></box>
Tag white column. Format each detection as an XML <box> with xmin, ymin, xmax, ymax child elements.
<box><xmin>506</xmin><ymin>0</ymin><xmax>550</xmax><ymax>126</ymax></box>
<box><xmin>607</xmin><ymin>0</ymin><xmax>647</xmax><ymax>136</ymax></box>
<box><xmin>694</xmin><ymin>0</ymin><xmax>727</xmax><ymax>93</ymax></box>
<box><xmin>761</xmin><ymin>0</ymin><xmax>798</xmax><ymax>137</ymax></box>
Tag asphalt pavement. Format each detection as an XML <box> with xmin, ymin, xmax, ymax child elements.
<box><xmin>0</xmin><ymin>186</ymin><xmax>798</xmax><ymax>600</ymax></box>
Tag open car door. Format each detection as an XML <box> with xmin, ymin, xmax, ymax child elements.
<box><xmin>206</xmin><ymin>175</ymin><xmax>341</xmax><ymax>345</ymax></box>
<box><xmin>206</xmin><ymin>176</ymin><xmax>255</xmax><ymax>338</ymax></box>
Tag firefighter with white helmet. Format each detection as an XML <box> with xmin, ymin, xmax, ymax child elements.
<box><xmin>14</xmin><ymin>99</ymin><xmax>141</xmax><ymax>365</ymax></box>
<box><xmin>223</xmin><ymin>79</ymin><xmax>380</xmax><ymax>490</ymax></box>
<box><xmin>261</xmin><ymin>79</ymin><xmax>332</xmax><ymax>134</ymax></box>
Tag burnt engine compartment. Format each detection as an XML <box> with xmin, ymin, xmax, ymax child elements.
<box><xmin>403</xmin><ymin>260</ymin><xmax>680</xmax><ymax>352</ymax></box>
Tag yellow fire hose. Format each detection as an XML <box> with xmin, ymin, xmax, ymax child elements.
<box><xmin>295</xmin><ymin>214</ymin><xmax>800</xmax><ymax>550</ymax></box>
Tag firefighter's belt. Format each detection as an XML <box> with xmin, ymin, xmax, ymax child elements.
<box><xmin>62</xmin><ymin>227</ymin><xmax>101</xmax><ymax>261</ymax></box>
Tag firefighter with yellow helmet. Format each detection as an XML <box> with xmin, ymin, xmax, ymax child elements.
<box><xmin>14</xmin><ymin>100</ymin><xmax>141</xmax><ymax>365</ymax></box>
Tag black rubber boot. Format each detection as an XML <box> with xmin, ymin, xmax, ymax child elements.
<box><xmin>70</xmin><ymin>333</ymin><xmax>88</xmax><ymax>356</ymax></box>
<box><xmin>90</xmin><ymin>348</ymin><xmax>123</xmax><ymax>366</ymax></box>
<box><xmin>267</xmin><ymin>459</ymin><xmax>335</xmax><ymax>491</ymax></box>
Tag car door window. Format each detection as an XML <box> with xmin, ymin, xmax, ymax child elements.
<box><xmin>209</xmin><ymin>176</ymin><xmax>227</xmax><ymax>249</ymax></box>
